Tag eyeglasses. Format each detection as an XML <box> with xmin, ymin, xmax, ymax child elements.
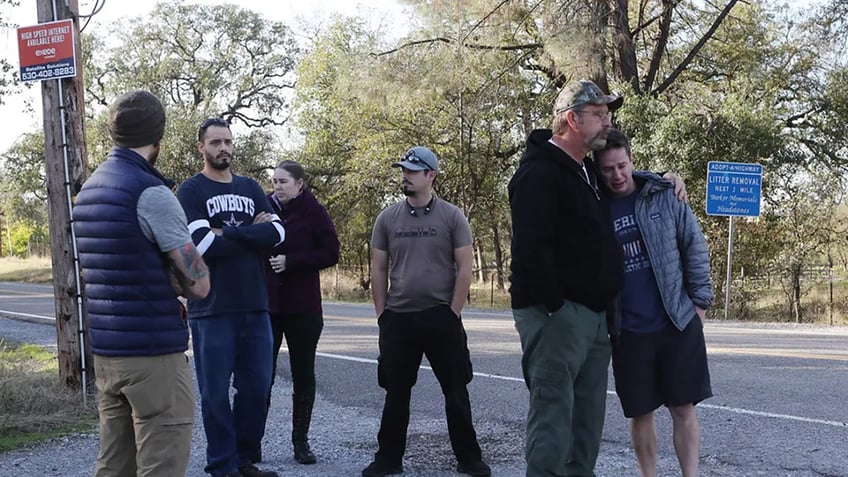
<box><xmin>403</xmin><ymin>151</ymin><xmax>434</xmax><ymax>171</ymax></box>
<box><xmin>575</xmin><ymin>110</ymin><xmax>612</xmax><ymax>121</ymax></box>
<box><xmin>198</xmin><ymin>117</ymin><xmax>230</xmax><ymax>141</ymax></box>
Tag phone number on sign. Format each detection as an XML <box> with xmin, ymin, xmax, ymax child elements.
<box><xmin>21</xmin><ymin>66</ymin><xmax>76</xmax><ymax>81</ymax></box>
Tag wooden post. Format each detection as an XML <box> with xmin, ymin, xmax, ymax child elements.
<box><xmin>36</xmin><ymin>0</ymin><xmax>91</xmax><ymax>391</ymax></box>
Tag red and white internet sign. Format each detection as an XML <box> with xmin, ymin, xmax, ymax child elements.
<box><xmin>17</xmin><ymin>19</ymin><xmax>77</xmax><ymax>83</ymax></box>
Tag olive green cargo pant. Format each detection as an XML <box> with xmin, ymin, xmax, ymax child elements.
<box><xmin>513</xmin><ymin>300</ymin><xmax>611</xmax><ymax>477</ymax></box>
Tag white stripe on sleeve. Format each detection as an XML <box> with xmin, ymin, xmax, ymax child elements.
<box><xmin>188</xmin><ymin>219</ymin><xmax>211</xmax><ymax>234</ymax></box>
<box><xmin>272</xmin><ymin>222</ymin><xmax>285</xmax><ymax>246</ymax></box>
<box><xmin>196</xmin><ymin>231</ymin><xmax>216</xmax><ymax>255</ymax></box>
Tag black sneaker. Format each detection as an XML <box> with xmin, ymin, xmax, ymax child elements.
<box><xmin>361</xmin><ymin>460</ymin><xmax>403</xmax><ymax>476</ymax></box>
<box><xmin>238</xmin><ymin>464</ymin><xmax>279</xmax><ymax>477</ymax></box>
<box><xmin>457</xmin><ymin>460</ymin><xmax>491</xmax><ymax>477</ymax></box>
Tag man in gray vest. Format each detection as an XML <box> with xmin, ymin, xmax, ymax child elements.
<box><xmin>362</xmin><ymin>146</ymin><xmax>490</xmax><ymax>477</ymax></box>
<box><xmin>74</xmin><ymin>90</ymin><xmax>210</xmax><ymax>477</ymax></box>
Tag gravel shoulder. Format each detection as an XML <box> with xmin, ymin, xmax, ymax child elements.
<box><xmin>2</xmin><ymin>314</ymin><xmax>844</xmax><ymax>476</ymax></box>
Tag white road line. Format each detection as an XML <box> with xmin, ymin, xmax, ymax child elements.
<box><xmin>3</xmin><ymin>310</ymin><xmax>847</xmax><ymax>429</ymax></box>
<box><xmin>0</xmin><ymin>309</ymin><xmax>54</xmax><ymax>321</ymax></box>
<box><xmin>696</xmin><ymin>403</ymin><xmax>848</xmax><ymax>427</ymax></box>
<box><xmin>315</xmin><ymin>351</ymin><xmax>376</xmax><ymax>364</ymax></box>
<box><xmin>315</xmin><ymin>351</ymin><xmax>848</xmax><ymax>428</ymax></box>
<box><xmin>316</xmin><ymin>351</ymin><xmax>526</xmax><ymax>382</ymax></box>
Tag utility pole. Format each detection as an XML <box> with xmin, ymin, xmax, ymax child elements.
<box><xmin>35</xmin><ymin>0</ymin><xmax>91</xmax><ymax>392</ymax></box>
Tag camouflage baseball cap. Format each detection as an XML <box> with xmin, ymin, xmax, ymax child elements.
<box><xmin>554</xmin><ymin>79</ymin><xmax>623</xmax><ymax>115</ymax></box>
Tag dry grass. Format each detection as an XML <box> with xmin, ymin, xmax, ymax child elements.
<box><xmin>320</xmin><ymin>266</ymin><xmax>848</xmax><ymax>324</ymax></box>
<box><xmin>0</xmin><ymin>257</ymin><xmax>53</xmax><ymax>284</ymax></box>
<box><xmin>726</xmin><ymin>279</ymin><xmax>848</xmax><ymax>325</ymax></box>
<box><xmin>320</xmin><ymin>267</ymin><xmax>512</xmax><ymax>309</ymax></box>
<box><xmin>0</xmin><ymin>339</ymin><xmax>97</xmax><ymax>452</ymax></box>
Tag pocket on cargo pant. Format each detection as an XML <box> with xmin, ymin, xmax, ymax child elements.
<box><xmin>527</xmin><ymin>364</ymin><xmax>568</xmax><ymax>403</ymax></box>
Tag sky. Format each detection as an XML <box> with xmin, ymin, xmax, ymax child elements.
<box><xmin>0</xmin><ymin>0</ymin><xmax>406</xmax><ymax>152</ymax></box>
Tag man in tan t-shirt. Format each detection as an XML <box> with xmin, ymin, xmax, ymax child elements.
<box><xmin>362</xmin><ymin>146</ymin><xmax>491</xmax><ymax>477</ymax></box>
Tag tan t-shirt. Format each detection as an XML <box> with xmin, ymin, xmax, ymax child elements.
<box><xmin>371</xmin><ymin>197</ymin><xmax>473</xmax><ymax>313</ymax></box>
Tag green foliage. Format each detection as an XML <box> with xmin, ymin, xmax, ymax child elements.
<box><xmin>293</xmin><ymin>19</ymin><xmax>396</xmax><ymax>275</ymax></box>
<box><xmin>83</xmin><ymin>0</ymin><xmax>299</xmax><ymax>184</ymax></box>
<box><xmin>0</xmin><ymin>132</ymin><xmax>49</xmax><ymax>257</ymax></box>
<box><xmin>294</xmin><ymin>4</ymin><xmax>553</xmax><ymax>280</ymax></box>
<box><xmin>3</xmin><ymin>221</ymin><xmax>49</xmax><ymax>258</ymax></box>
<box><xmin>0</xmin><ymin>0</ymin><xmax>22</xmax><ymax>105</ymax></box>
<box><xmin>3</xmin><ymin>0</ymin><xmax>848</xmax><ymax>322</ymax></box>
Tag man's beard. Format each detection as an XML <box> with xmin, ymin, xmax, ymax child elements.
<box><xmin>205</xmin><ymin>151</ymin><xmax>231</xmax><ymax>170</ymax></box>
<box><xmin>587</xmin><ymin>133</ymin><xmax>608</xmax><ymax>151</ymax></box>
<box><xmin>401</xmin><ymin>182</ymin><xmax>415</xmax><ymax>197</ymax></box>
<box><xmin>148</xmin><ymin>144</ymin><xmax>160</xmax><ymax>166</ymax></box>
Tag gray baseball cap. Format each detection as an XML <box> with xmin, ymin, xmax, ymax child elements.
<box><xmin>554</xmin><ymin>79</ymin><xmax>623</xmax><ymax>115</ymax></box>
<box><xmin>392</xmin><ymin>146</ymin><xmax>439</xmax><ymax>172</ymax></box>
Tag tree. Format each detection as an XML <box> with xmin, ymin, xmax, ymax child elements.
<box><xmin>766</xmin><ymin>164</ymin><xmax>848</xmax><ymax>323</ymax></box>
<box><xmin>83</xmin><ymin>1</ymin><xmax>299</xmax><ymax>183</ymax></box>
<box><xmin>0</xmin><ymin>131</ymin><xmax>50</xmax><ymax>256</ymax></box>
<box><xmin>296</xmin><ymin>4</ymin><xmax>547</xmax><ymax>289</ymax></box>
<box><xmin>0</xmin><ymin>0</ymin><xmax>23</xmax><ymax>105</ymax></box>
<box><xmin>293</xmin><ymin>19</ymin><xmax>401</xmax><ymax>289</ymax></box>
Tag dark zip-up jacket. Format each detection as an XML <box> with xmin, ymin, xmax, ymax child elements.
<box><xmin>74</xmin><ymin>147</ymin><xmax>187</xmax><ymax>356</ymax></box>
<box><xmin>265</xmin><ymin>189</ymin><xmax>340</xmax><ymax>315</ymax></box>
<box><xmin>508</xmin><ymin>129</ymin><xmax>622</xmax><ymax>313</ymax></box>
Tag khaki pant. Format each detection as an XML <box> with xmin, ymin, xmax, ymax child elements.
<box><xmin>93</xmin><ymin>353</ymin><xmax>194</xmax><ymax>477</ymax></box>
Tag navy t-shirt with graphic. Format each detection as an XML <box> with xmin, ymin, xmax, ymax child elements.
<box><xmin>609</xmin><ymin>188</ymin><xmax>670</xmax><ymax>333</ymax></box>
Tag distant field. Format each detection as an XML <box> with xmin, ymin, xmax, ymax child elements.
<box><xmin>0</xmin><ymin>257</ymin><xmax>53</xmax><ymax>284</ymax></box>
<box><xmin>2</xmin><ymin>256</ymin><xmax>847</xmax><ymax>324</ymax></box>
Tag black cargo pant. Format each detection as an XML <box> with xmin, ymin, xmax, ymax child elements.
<box><xmin>373</xmin><ymin>304</ymin><xmax>482</xmax><ymax>467</ymax></box>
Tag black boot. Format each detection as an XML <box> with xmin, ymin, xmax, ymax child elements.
<box><xmin>292</xmin><ymin>393</ymin><xmax>317</xmax><ymax>464</ymax></box>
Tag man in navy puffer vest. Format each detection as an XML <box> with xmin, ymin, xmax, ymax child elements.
<box><xmin>74</xmin><ymin>90</ymin><xmax>210</xmax><ymax>477</ymax></box>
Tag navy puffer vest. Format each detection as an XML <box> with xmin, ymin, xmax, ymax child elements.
<box><xmin>73</xmin><ymin>147</ymin><xmax>187</xmax><ymax>356</ymax></box>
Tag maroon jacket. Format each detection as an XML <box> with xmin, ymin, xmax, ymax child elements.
<box><xmin>265</xmin><ymin>189</ymin><xmax>340</xmax><ymax>315</ymax></box>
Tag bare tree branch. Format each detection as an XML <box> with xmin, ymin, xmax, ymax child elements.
<box><xmin>611</xmin><ymin>0</ymin><xmax>641</xmax><ymax>94</ymax></box>
<box><xmin>644</xmin><ymin>0</ymin><xmax>676</xmax><ymax>92</ymax></box>
<box><xmin>652</xmin><ymin>0</ymin><xmax>741</xmax><ymax>96</ymax></box>
<box><xmin>462</xmin><ymin>0</ymin><xmax>512</xmax><ymax>43</ymax></box>
<box><xmin>372</xmin><ymin>37</ymin><xmax>542</xmax><ymax>57</ymax></box>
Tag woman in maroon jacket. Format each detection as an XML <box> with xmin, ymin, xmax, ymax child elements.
<box><xmin>265</xmin><ymin>160</ymin><xmax>340</xmax><ymax>465</ymax></box>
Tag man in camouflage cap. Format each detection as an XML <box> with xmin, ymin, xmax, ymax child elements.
<box><xmin>508</xmin><ymin>79</ymin><xmax>624</xmax><ymax>476</ymax></box>
<box><xmin>554</xmin><ymin>79</ymin><xmax>624</xmax><ymax>115</ymax></box>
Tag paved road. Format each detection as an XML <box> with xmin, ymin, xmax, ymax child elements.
<box><xmin>1</xmin><ymin>281</ymin><xmax>848</xmax><ymax>476</ymax></box>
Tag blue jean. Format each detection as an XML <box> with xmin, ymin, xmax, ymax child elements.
<box><xmin>190</xmin><ymin>312</ymin><xmax>273</xmax><ymax>476</ymax></box>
